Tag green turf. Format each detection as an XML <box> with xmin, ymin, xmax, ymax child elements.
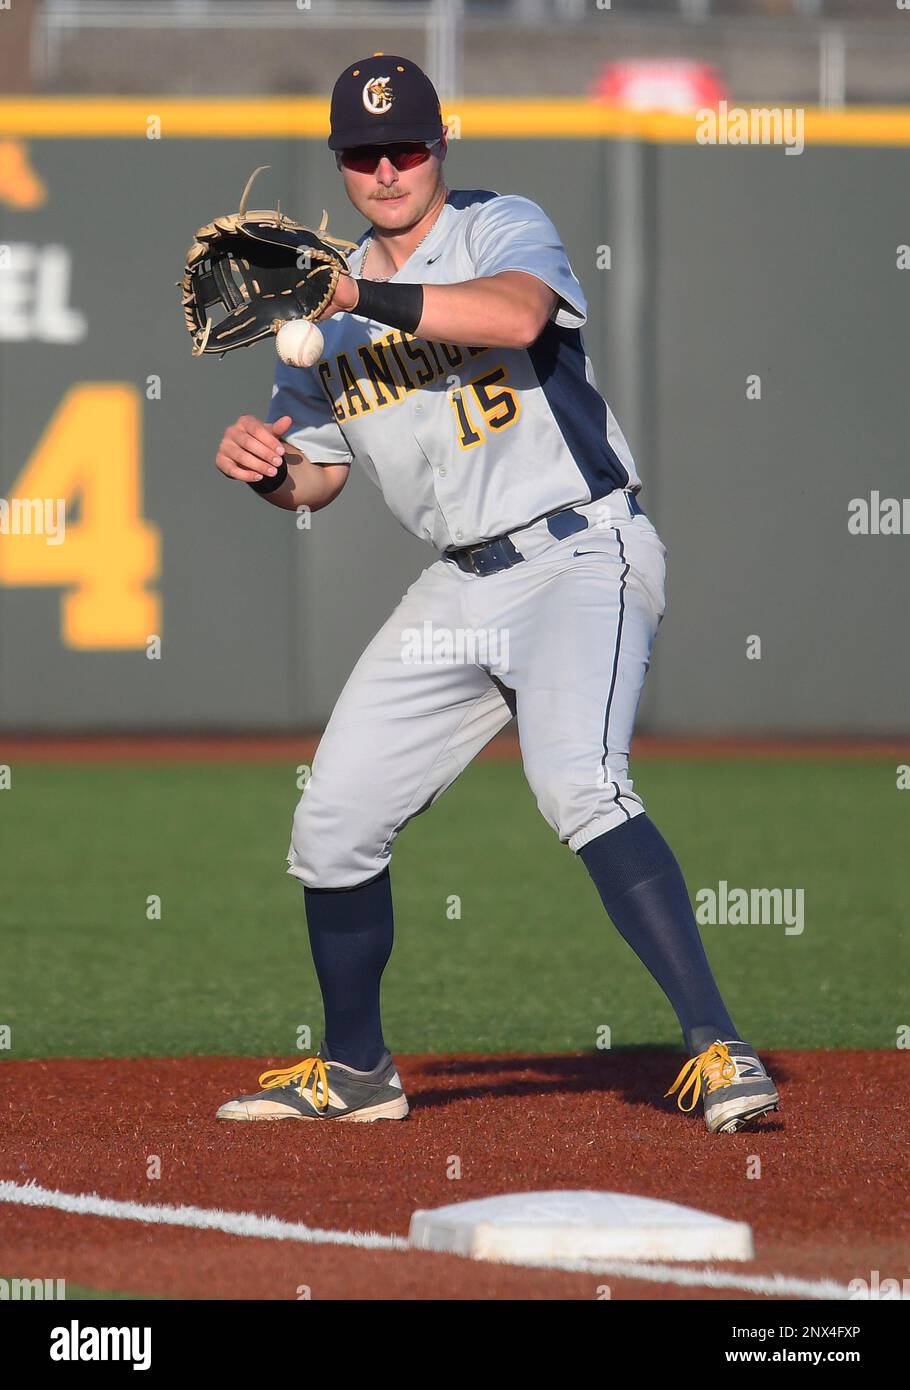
<box><xmin>64</xmin><ymin>1285</ymin><xmax>162</xmax><ymax>1300</ymax></box>
<box><xmin>0</xmin><ymin>759</ymin><xmax>905</xmax><ymax>1057</ymax></box>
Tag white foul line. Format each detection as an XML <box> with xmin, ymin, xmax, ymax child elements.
<box><xmin>498</xmin><ymin>1254</ymin><xmax>856</xmax><ymax>1300</ymax></box>
<box><xmin>0</xmin><ymin>1179</ymin><xmax>407</xmax><ymax>1252</ymax></box>
<box><xmin>0</xmin><ymin>1180</ymin><xmax>872</xmax><ymax>1299</ymax></box>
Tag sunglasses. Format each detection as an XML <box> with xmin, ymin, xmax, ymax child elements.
<box><xmin>338</xmin><ymin>141</ymin><xmax>439</xmax><ymax>174</ymax></box>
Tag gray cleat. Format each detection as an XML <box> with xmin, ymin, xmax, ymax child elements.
<box><xmin>216</xmin><ymin>1041</ymin><xmax>409</xmax><ymax>1122</ymax></box>
<box><xmin>665</xmin><ymin>1039</ymin><xmax>780</xmax><ymax>1134</ymax></box>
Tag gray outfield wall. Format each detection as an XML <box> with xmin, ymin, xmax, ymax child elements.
<box><xmin>0</xmin><ymin>130</ymin><xmax>907</xmax><ymax>733</ymax></box>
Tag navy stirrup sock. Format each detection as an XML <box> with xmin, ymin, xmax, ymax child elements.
<box><xmin>578</xmin><ymin>816</ymin><xmax>737</xmax><ymax>1056</ymax></box>
<box><xmin>303</xmin><ymin>866</ymin><xmax>393</xmax><ymax>1072</ymax></box>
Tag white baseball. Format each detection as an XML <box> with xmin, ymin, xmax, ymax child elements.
<box><xmin>276</xmin><ymin>318</ymin><xmax>324</xmax><ymax>368</ymax></box>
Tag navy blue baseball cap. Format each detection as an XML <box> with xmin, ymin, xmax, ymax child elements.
<box><xmin>328</xmin><ymin>53</ymin><xmax>444</xmax><ymax>151</ymax></box>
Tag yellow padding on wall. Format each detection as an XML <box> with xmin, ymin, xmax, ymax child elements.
<box><xmin>2</xmin><ymin>98</ymin><xmax>910</xmax><ymax>145</ymax></box>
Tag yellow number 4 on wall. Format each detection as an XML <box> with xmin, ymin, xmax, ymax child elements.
<box><xmin>0</xmin><ymin>384</ymin><xmax>161</xmax><ymax>649</ymax></box>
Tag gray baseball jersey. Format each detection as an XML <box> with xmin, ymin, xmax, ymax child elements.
<box><xmin>267</xmin><ymin>189</ymin><xmax>666</xmax><ymax>889</ymax></box>
<box><xmin>268</xmin><ymin>189</ymin><xmax>640</xmax><ymax>550</ymax></box>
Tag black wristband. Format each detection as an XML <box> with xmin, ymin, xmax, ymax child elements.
<box><xmin>353</xmin><ymin>280</ymin><xmax>424</xmax><ymax>335</ymax></box>
<box><xmin>247</xmin><ymin>458</ymin><xmax>288</xmax><ymax>495</ymax></box>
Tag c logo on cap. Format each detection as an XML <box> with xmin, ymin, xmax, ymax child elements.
<box><xmin>363</xmin><ymin>76</ymin><xmax>394</xmax><ymax>115</ymax></box>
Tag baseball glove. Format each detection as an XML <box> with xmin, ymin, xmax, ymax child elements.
<box><xmin>181</xmin><ymin>165</ymin><xmax>359</xmax><ymax>356</ymax></box>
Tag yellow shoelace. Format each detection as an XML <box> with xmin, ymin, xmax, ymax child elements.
<box><xmin>664</xmin><ymin>1041</ymin><xmax>737</xmax><ymax>1112</ymax></box>
<box><xmin>257</xmin><ymin>1056</ymin><xmax>331</xmax><ymax>1111</ymax></box>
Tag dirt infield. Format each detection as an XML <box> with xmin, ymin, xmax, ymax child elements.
<box><xmin>0</xmin><ymin>1050</ymin><xmax>903</xmax><ymax>1300</ymax></box>
<box><xmin>1</xmin><ymin>733</ymin><xmax>907</xmax><ymax>762</ymax></box>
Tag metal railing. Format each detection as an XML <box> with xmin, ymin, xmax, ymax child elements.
<box><xmin>34</xmin><ymin>0</ymin><xmax>910</xmax><ymax>106</ymax></box>
<box><xmin>37</xmin><ymin>1</ymin><xmax>466</xmax><ymax>100</ymax></box>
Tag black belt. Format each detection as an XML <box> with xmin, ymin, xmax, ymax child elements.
<box><xmin>443</xmin><ymin>493</ymin><xmax>644</xmax><ymax>577</ymax></box>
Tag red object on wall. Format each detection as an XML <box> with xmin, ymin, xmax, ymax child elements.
<box><xmin>593</xmin><ymin>60</ymin><xmax>728</xmax><ymax>112</ymax></box>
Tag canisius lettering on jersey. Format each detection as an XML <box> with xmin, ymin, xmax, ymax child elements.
<box><xmin>312</xmin><ymin>332</ymin><xmax>522</xmax><ymax>451</ymax></box>
<box><xmin>315</xmin><ymin>335</ymin><xmax>492</xmax><ymax>414</ymax></box>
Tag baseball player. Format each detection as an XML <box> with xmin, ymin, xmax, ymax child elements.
<box><xmin>214</xmin><ymin>54</ymin><xmax>779</xmax><ymax>1134</ymax></box>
